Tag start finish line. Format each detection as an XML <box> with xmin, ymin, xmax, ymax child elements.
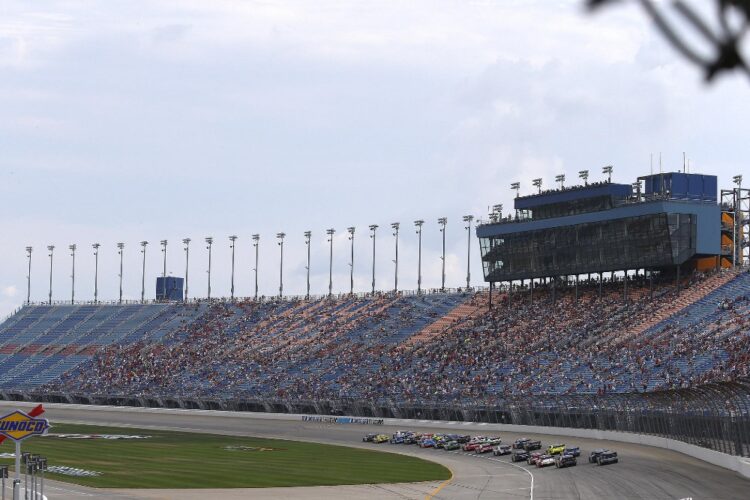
<box><xmin>0</xmin><ymin>406</ymin><xmax>50</xmax><ymax>500</ymax></box>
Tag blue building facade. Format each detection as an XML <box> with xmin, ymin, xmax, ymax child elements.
<box><xmin>477</xmin><ymin>173</ymin><xmax>720</xmax><ymax>282</ymax></box>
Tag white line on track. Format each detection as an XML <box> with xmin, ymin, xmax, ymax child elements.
<box><xmin>450</xmin><ymin>451</ymin><xmax>534</xmax><ymax>500</ymax></box>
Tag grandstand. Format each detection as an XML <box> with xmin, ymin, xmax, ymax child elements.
<box><xmin>0</xmin><ymin>267</ymin><xmax>744</xmax><ymax>405</ymax></box>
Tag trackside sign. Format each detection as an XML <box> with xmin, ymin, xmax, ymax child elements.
<box><xmin>0</xmin><ymin>410</ymin><xmax>50</xmax><ymax>441</ymax></box>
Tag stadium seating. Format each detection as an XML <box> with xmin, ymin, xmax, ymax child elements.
<box><xmin>1</xmin><ymin>269</ymin><xmax>749</xmax><ymax>403</ymax></box>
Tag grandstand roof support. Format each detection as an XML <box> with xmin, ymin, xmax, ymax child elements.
<box><xmin>160</xmin><ymin>240</ymin><xmax>168</xmax><ymax>300</ymax></box>
<box><xmin>140</xmin><ymin>241</ymin><xmax>148</xmax><ymax>303</ymax></box>
<box><xmin>327</xmin><ymin>229</ymin><xmax>335</xmax><ymax>297</ymax></box>
<box><xmin>252</xmin><ymin>234</ymin><xmax>259</xmax><ymax>300</ymax></box>
<box><xmin>530</xmin><ymin>278</ymin><xmax>533</xmax><ymax>304</ymax></box>
<box><xmin>391</xmin><ymin>223</ymin><xmax>400</xmax><ymax>293</ymax></box>
<box><xmin>229</xmin><ymin>236</ymin><xmax>237</xmax><ymax>301</ymax></box>
<box><xmin>47</xmin><ymin>245</ymin><xmax>54</xmax><ymax>305</ymax></box>
<box><xmin>277</xmin><ymin>233</ymin><xmax>285</xmax><ymax>298</ymax></box>
<box><xmin>205</xmin><ymin>238</ymin><xmax>212</xmax><ymax>299</ymax></box>
<box><xmin>415</xmin><ymin>220</ymin><xmax>424</xmax><ymax>294</ymax></box>
<box><xmin>463</xmin><ymin>215</ymin><xmax>473</xmax><ymax>290</ymax></box>
<box><xmin>181</xmin><ymin>239</ymin><xmax>189</xmax><ymax>301</ymax></box>
<box><xmin>438</xmin><ymin>218</ymin><xmax>446</xmax><ymax>292</ymax></box>
<box><xmin>347</xmin><ymin>227</ymin><xmax>355</xmax><ymax>295</ymax></box>
<box><xmin>92</xmin><ymin>243</ymin><xmax>99</xmax><ymax>304</ymax></box>
<box><xmin>118</xmin><ymin>243</ymin><xmax>125</xmax><ymax>304</ymax></box>
<box><xmin>304</xmin><ymin>231</ymin><xmax>311</xmax><ymax>300</ymax></box>
<box><xmin>25</xmin><ymin>246</ymin><xmax>32</xmax><ymax>305</ymax></box>
<box><xmin>69</xmin><ymin>244</ymin><xmax>76</xmax><ymax>305</ymax></box>
<box><xmin>488</xmin><ymin>281</ymin><xmax>493</xmax><ymax>309</ymax></box>
<box><xmin>369</xmin><ymin>225</ymin><xmax>378</xmax><ymax>294</ymax></box>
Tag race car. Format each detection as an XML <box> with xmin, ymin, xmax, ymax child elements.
<box><xmin>419</xmin><ymin>438</ymin><xmax>436</xmax><ymax>448</ymax></box>
<box><xmin>486</xmin><ymin>437</ymin><xmax>503</xmax><ymax>446</ymax></box>
<box><xmin>564</xmin><ymin>446</ymin><xmax>580</xmax><ymax>457</ymax></box>
<box><xmin>588</xmin><ymin>449</ymin><xmax>608</xmax><ymax>463</ymax></box>
<box><xmin>523</xmin><ymin>440</ymin><xmax>542</xmax><ymax>451</ymax></box>
<box><xmin>536</xmin><ymin>454</ymin><xmax>556</xmax><ymax>468</ymax></box>
<box><xmin>462</xmin><ymin>439</ymin><xmax>485</xmax><ymax>452</ymax></box>
<box><xmin>455</xmin><ymin>435</ymin><xmax>472</xmax><ymax>444</ymax></box>
<box><xmin>555</xmin><ymin>453</ymin><xmax>577</xmax><ymax>468</ymax></box>
<box><xmin>512</xmin><ymin>438</ymin><xmax>531</xmax><ymax>449</ymax></box>
<box><xmin>444</xmin><ymin>440</ymin><xmax>461</xmax><ymax>451</ymax></box>
<box><xmin>363</xmin><ymin>433</ymin><xmax>379</xmax><ymax>442</ymax></box>
<box><xmin>597</xmin><ymin>450</ymin><xmax>619</xmax><ymax>465</ymax></box>
<box><xmin>403</xmin><ymin>434</ymin><xmax>419</xmax><ymax>445</ymax></box>
<box><xmin>526</xmin><ymin>451</ymin><xmax>544</xmax><ymax>465</ymax></box>
<box><xmin>493</xmin><ymin>444</ymin><xmax>512</xmax><ymax>456</ymax></box>
<box><xmin>476</xmin><ymin>442</ymin><xmax>494</xmax><ymax>454</ymax></box>
<box><xmin>390</xmin><ymin>435</ymin><xmax>406</xmax><ymax>444</ymax></box>
<box><xmin>373</xmin><ymin>434</ymin><xmax>390</xmax><ymax>443</ymax></box>
<box><xmin>511</xmin><ymin>449</ymin><xmax>529</xmax><ymax>462</ymax></box>
<box><xmin>546</xmin><ymin>443</ymin><xmax>566</xmax><ymax>455</ymax></box>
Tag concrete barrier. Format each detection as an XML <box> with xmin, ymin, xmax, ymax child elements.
<box><xmin>2</xmin><ymin>400</ymin><xmax>748</xmax><ymax>480</ymax></box>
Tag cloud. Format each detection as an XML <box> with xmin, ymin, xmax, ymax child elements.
<box><xmin>2</xmin><ymin>286</ymin><xmax>18</xmax><ymax>298</ymax></box>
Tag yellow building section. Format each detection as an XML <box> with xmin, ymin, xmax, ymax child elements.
<box><xmin>695</xmin><ymin>256</ymin><xmax>720</xmax><ymax>271</ymax></box>
<box><xmin>722</xmin><ymin>212</ymin><xmax>734</xmax><ymax>226</ymax></box>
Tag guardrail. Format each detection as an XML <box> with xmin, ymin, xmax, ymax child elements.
<box><xmin>10</xmin><ymin>377</ymin><xmax>750</xmax><ymax>458</ymax></box>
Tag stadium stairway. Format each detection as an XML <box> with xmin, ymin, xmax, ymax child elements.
<box><xmin>403</xmin><ymin>294</ymin><xmax>482</xmax><ymax>346</ymax></box>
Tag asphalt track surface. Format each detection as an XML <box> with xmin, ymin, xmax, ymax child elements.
<box><xmin>1</xmin><ymin>402</ymin><xmax>748</xmax><ymax>499</ymax></box>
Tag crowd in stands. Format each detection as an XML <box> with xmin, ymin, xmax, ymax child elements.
<box><xmin>44</xmin><ymin>269</ymin><xmax>750</xmax><ymax>404</ymax></box>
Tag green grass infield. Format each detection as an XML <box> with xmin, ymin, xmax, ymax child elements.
<box><xmin>0</xmin><ymin>423</ymin><xmax>450</xmax><ymax>488</ymax></box>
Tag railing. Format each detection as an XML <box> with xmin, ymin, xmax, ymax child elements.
<box><xmin>20</xmin><ymin>286</ymin><xmax>489</xmax><ymax>309</ymax></box>
<box><xmin>14</xmin><ymin>377</ymin><xmax>750</xmax><ymax>457</ymax></box>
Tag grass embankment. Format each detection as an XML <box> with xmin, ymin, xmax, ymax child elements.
<box><xmin>0</xmin><ymin>423</ymin><xmax>449</xmax><ymax>488</ymax></box>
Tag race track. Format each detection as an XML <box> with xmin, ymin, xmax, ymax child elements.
<box><xmin>2</xmin><ymin>401</ymin><xmax>748</xmax><ymax>499</ymax></box>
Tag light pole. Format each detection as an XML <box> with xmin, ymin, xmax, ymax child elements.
<box><xmin>603</xmin><ymin>164</ymin><xmax>613</xmax><ymax>183</ymax></box>
<box><xmin>25</xmin><ymin>246</ymin><xmax>32</xmax><ymax>305</ymax></box>
<box><xmin>92</xmin><ymin>243</ymin><xmax>100</xmax><ymax>303</ymax></box>
<box><xmin>69</xmin><ymin>244</ymin><xmax>76</xmax><ymax>304</ymax></box>
<box><xmin>140</xmin><ymin>241</ymin><xmax>148</xmax><ymax>303</ymax></box>
<box><xmin>229</xmin><ymin>236</ymin><xmax>238</xmax><ymax>300</ymax></box>
<box><xmin>47</xmin><ymin>245</ymin><xmax>54</xmax><ymax>305</ymax></box>
<box><xmin>304</xmin><ymin>231</ymin><xmax>312</xmax><ymax>299</ymax></box>
<box><xmin>117</xmin><ymin>243</ymin><xmax>125</xmax><ymax>304</ymax></box>
<box><xmin>369</xmin><ymin>224</ymin><xmax>378</xmax><ymax>294</ymax></box>
<box><xmin>463</xmin><ymin>215</ymin><xmax>474</xmax><ymax>289</ymax></box>
<box><xmin>511</xmin><ymin>183</ymin><xmax>520</xmax><ymax>219</ymax></box>
<box><xmin>532</xmin><ymin>178</ymin><xmax>542</xmax><ymax>194</ymax></box>
<box><xmin>579</xmin><ymin>170</ymin><xmax>589</xmax><ymax>185</ymax></box>
<box><xmin>277</xmin><ymin>233</ymin><xmax>285</xmax><ymax>298</ymax></box>
<box><xmin>160</xmin><ymin>240</ymin><xmax>168</xmax><ymax>299</ymax></box>
<box><xmin>205</xmin><ymin>237</ymin><xmax>213</xmax><ymax>299</ymax></box>
<box><xmin>327</xmin><ymin>228</ymin><xmax>335</xmax><ymax>296</ymax></box>
<box><xmin>734</xmin><ymin>174</ymin><xmax>743</xmax><ymax>268</ymax></box>
<box><xmin>414</xmin><ymin>220</ymin><xmax>424</xmax><ymax>294</ymax></box>
<box><xmin>347</xmin><ymin>227</ymin><xmax>355</xmax><ymax>295</ymax></box>
<box><xmin>252</xmin><ymin>234</ymin><xmax>259</xmax><ymax>299</ymax></box>
<box><xmin>555</xmin><ymin>174</ymin><xmax>565</xmax><ymax>189</ymax></box>
<box><xmin>437</xmin><ymin>218</ymin><xmax>447</xmax><ymax>291</ymax></box>
<box><xmin>182</xmin><ymin>239</ymin><xmax>190</xmax><ymax>301</ymax></box>
<box><xmin>391</xmin><ymin>223</ymin><xmax>400</xmax><ymax>293</ymax></box>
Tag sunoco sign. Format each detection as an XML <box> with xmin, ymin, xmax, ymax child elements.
<box><xmin>0</xmin><ymin>410</ymin><xmax>50</xmax><ymax>442</ymax></box>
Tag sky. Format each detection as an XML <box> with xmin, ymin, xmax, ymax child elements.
<box><xmin>1</xmin><ymin>0</ymin><xmax>749</xmax><ymax>316</ymax></box>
